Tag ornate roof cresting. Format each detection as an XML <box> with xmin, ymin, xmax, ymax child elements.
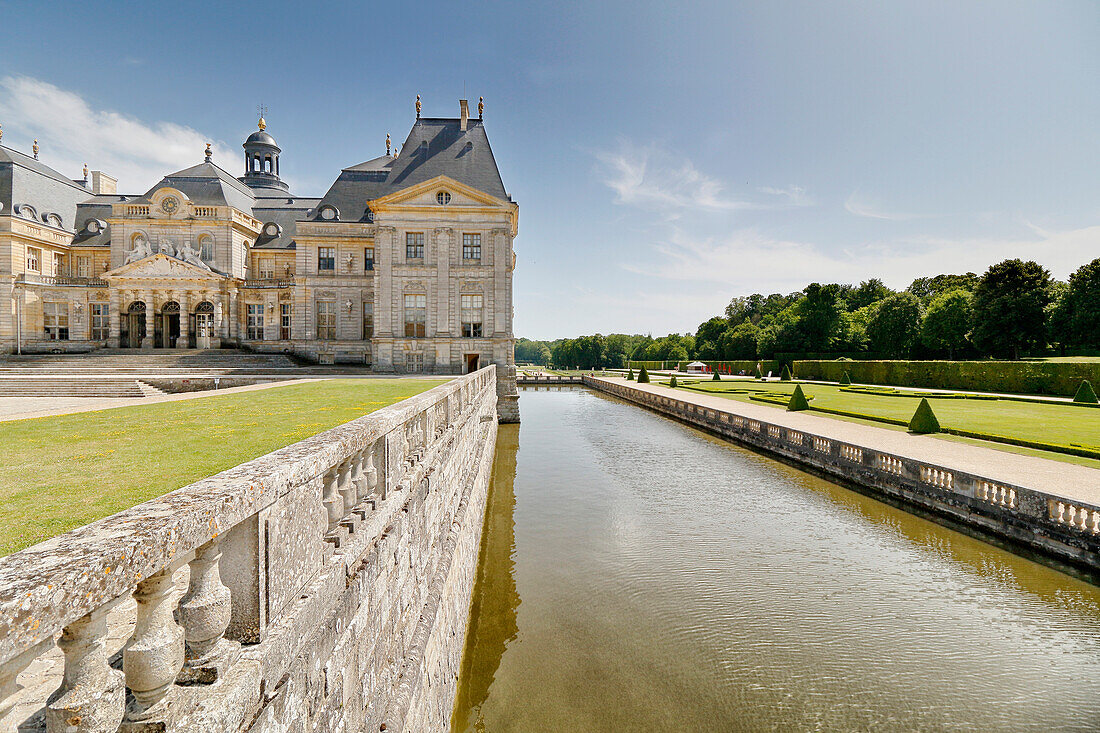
<box><xmin>478</xmin><ymin>96</ymin><xmax>484</xmax><ymax>119</ymax></box>
<box><xmin>416</xmin><ymin>94</ymin><xmax>421</xmax><ymax>119</ymax></box>
<box><xmin>205</xmin><ymin>143</ymin><xmax>212</xmax><ymax>162</ymax></box>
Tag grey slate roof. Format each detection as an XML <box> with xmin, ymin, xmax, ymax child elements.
<box><xmin>252</xmin><ymin>194</ymin><xmax>321</xmax><ymax>250</ymax></box>
<box><xmin>137</xmin><ymin>161</ymin><xmax>257</xmax><ymax>213</ymax></box>
<box><xmin>0</xmin><ymin>144</ymin><xmax>92</xmax><ymax>231</ymax></box>
<box><xmin>315</xmin><ymin>118</ymin><xmax>509</xmax><ymax>222</ymax></box>
<box><xmin>72</xmin><ymin>195</ymin><xmax>130</xmax><ymax>246</ymax></box>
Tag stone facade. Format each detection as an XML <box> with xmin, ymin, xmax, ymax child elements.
<box><xmin>0</xmin><ymin>368</ymin><xmax>498</xmax><ymax>732</ymax></box>
<box><xmin>0</xmin><ymin>101</ymin><xmax>520</xmax><ymax>420</ymax></box>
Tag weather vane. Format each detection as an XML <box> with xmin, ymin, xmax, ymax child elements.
<box><xmin>256</xmin><ymin>103</ymin><xmax>268</xmax><ymax>130</ymax></box>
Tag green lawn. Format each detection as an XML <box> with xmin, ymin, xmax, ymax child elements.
<box><xmin>669</xmin><ymin>379</ymin><xmax>1100</xmax><ymax>466</ymax></box>
<box><xmin>0</xmin><ymin>378</ymin><xmax>445</xmax><ymax>555</ymax></box>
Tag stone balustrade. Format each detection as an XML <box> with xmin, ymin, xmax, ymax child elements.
<box><xmin>0</xmin><ymin>366</ymin><xmax>498</xmax><ymax>732</ymax></box>
<box><xmin>586</xmin><ymin>376</ymin><xmax>1100</xmax><ymax>576</ymax></box>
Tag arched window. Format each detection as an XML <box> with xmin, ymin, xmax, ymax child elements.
<box><xmin>264</xmin><ymin>156</ymin><xmax>272</xmax><ymax>174</ymax></box>
<box><xmin>252</xmin><ymin>156</ymin><xmax>260</xmax><ymax>173</ymax></box>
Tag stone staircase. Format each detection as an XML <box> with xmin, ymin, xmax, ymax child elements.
<box><xmin>0</xmin><ymin>349</ymin><xmax>301</xmax><ymax>375</ymax></box>
<box><xmin>0</xmin><ymin>377</ymin><xmax>166</xmax><ymax>398</ymax></box>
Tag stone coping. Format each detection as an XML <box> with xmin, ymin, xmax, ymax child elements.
<box><xmin>0</xmin><ymin>367</ymin><xmax>494</xmax><ymax>667</ymax></box>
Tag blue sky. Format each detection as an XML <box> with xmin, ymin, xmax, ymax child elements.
<box><xmin>1</xmin><ymin>1</ymin><xmax>1097</xmax><ymax>339</ymax></box>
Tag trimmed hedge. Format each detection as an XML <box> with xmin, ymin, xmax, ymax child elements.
<box><xmin>787</xmin><ymin>385</ymin><xmax>810</xmax><ymax>411</ymax></box>
<box><xmin>1074</xmin><ymin>380</ymin><xmax>1099</xmax><ymax>404</ymax></box>
<box><xmin>908</xmin><ymin>399</ymin><xmax>941</xmax><ymax>434</ymax></box>
<box><xmin>712</xmin><ymin>371</ymin><xmax>722</xmax><ymax>381</ymax></box>
<box><xmin>638</xmin><ymin>367</ymin><xmax>650</xmax><ymax>384</ymax></box>
<box><xmin>669</xmin><ymin>375</ymin><xmax>678</xmax><ymax>388</ymax></box>
<box><xmin>794</xmin><ymin>359</ymin><xmax>1100</xmax><ymax>397</ymax></box>
<box><xmin>780</xmin><ymin>365</ymin><xmax>792</xmax><ymax>381</ymax></box>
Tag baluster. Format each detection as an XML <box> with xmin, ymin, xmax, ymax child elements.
<box><xmin>322</xmin><ymin>467</ymin><xmax>343</xmax><ymax>532</ymax></box>
<box><xmin>1</xmin><ymin>640</ymin><xmax>51</xmax><ymax>731</ymax></box>
<box><xmin>1056</xmin><ymin>502</ymin><xmax>1066</xmax><ymax>523</ymax></box>
<box><xmin>1091</xmin><ymin>510</ymin><xmax>1099</xmax><ymax>533</ymax></box>
<box><xmin>365</xmin><ymin>444</ymin><xmax>379</xmax><ymax>500</ymax></box>
<box><xmin>352</xmin><ymin>450</ymin><xmax>368</xmax><ymax>504</ymax></box>
<box><xmin>123</xmin><ymin>569</ymin><xmax>184</xmax><ymax>723</ymax></box>
<box><xmin>1080</xmin><ymin>508</ymin><xmax>1090</xmax><ymax>531</ymax></box>
<box><xmin>1067</xmin><ymin>505</ymin><xmax>1078</xmax><ymax>527</ymax></box>
<box><xmin>338</xmin><ymin>460</ymin><xmax>356</xmax><ymax>515</ymax></box>
<box><xmin>46</xmin><ymin>605</ymin><xmax>125</xmax><ymax>732</ymax></box>
<box><xmin>178</xmin><ymin>538</ymin><xmax>239</xmax><ymax>685</ymax></box>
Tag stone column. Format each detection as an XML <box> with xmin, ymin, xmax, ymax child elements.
<box><xmin>109</xmin><ymin>290</ymin><xmax>122</xmax><ymax>348</ymax></box>
<box><xmin>141</xmin><ymin>290</ymin><xmax>154</xmax><ymax>350</ymax></box>
<box><xmin>177</xmin><ymin>291</ymin><xmax>190</xmax><ymax>349</ymax></box>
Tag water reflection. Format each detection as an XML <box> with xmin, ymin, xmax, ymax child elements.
<box><xmin>453</xmin><ymin>389</ymin><xmax>1100</xmax><ymax>732</ymax></box>
<box><xmin>453</xmin><ymin>424</ymin><xmax>520</xmax><ymax>732</ymax></box>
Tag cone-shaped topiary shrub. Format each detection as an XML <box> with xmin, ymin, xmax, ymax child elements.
<box><xmin>908</xmin><ymin>398</ymin><xmax>941</xmax><ymax>434</ymax></box>
<box><xmin>840</xmin><ymin>371</ymin><xmax>852</xmax><ymax>386</ymax></box>
<box><xmin>638</xmin><ymin>366</ymin><xmax>650</xmax><ymax>383</ymax></box>
<box><xmin>669</xmin><ymin>375</ymin><xmax>678</xmax><ymax>388</ymax></box>
<box><xmin>787</xmin><ymin>384</ymin><xmax>810</xmax><ymax>411</ymax></box>
<box><xmin>755</xmin><ymin>365</ymin><xmax>764</xmax><ymax>380</ymax></box>
<box><xmin>712</xmin><ymin>370</ymin><xmax>721</xmax><ymax>381</ymax></box>
<box><xmin>626</xmin><ymin>368</ymin><xmax>634</xmax><ymax>381</ymax></box>
<box><xmin>780</xmin><ymin>365</ymin><xmax>792</xmax><ymax>381</ymax></box>
<box><xmin>1073</xmin><ymin>379</ymin><xmax>1099</xmax><ymax>404</ymax></box>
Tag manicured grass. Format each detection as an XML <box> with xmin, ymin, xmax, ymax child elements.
<box><xmin>0</xmin><ymin>378</ymin><xmax>445</xmax><ymax>556</ymax></box>
<box><xmin>670</xmin><ymin>379</ymin><xmax>1100</xmax><ymax>463</ymax></box>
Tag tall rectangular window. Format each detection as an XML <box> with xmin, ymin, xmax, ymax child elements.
<box><xmin>406</xmin><ymin>352</ymin><xmax>424</xmax><ymax>373</ymax></box>
<box><xmin>281</xmin><ymin>303</ymin><xmax>292</xmax><ymax>340</ymax></box>
<box><xmin>26</xmin><ymin>247</ymin><xmax>40</xmax><ymax>273</ymax></box>
<box><xmin>405</xmin><ymin>232</ymin><xmax>424</xmax><ymax>260</ymax></box>
<box><xmin>316</xmin><ymin>301</ymin><xmax>336</xmax><ymax>340</ymax></box>
<box><xmin>53</xmin><ymin>252</ymin><xmax>66</xmax><ymax>277</ymax></box>
<box><xmin>200</xmin><ymin>237</ymin><xmax>214</xmax><ymax>262</ymax></box>
<box><xmin>77</xmin><ymin>256</ymin><xmax>91</xmax><ymax>278</ymax></box>
<box><xmin>258</xmin><ymin>258</ymin><xmax>274</xmax><ymax>279</ymax></box>
<box><xmin>363</xmin><ymin>302</ymin><xmax>374</xmax><ymax>339</ymax></box>
<box><xmin>318</xmin><ymin>247</ymin><xmax>335</xmax><ymax>272</ymax></box>
<box><xmin>90</xmin><ymin>303</ymin><xmax>109</xmax><ymax>340</ymax></box>
<box><xmin>461</xmin><ymin>294</ymin><xmax>483</xmax><ymax>338</ymax></box>
<box><xmin>247</xmin><ymin>304</ymin><xmax>264</xmax><ymax>340</ymax></box>
<box><xmin>364</xmin><ymin>246</ymin><xmax>374</xmax><ymax>271</ymax></box>
<box><xmin>462</xmin><ymin>233</ymin><xmax>481</xmax><ymax>262</ymax></box>
<box><xmin>404</xmin><ymin>293</ymin><xmax>426</xmax><ymax>338</ymax></box>
<box><xmin>43</xmin><ymin>302</ymin><xmax>69</xmax><ymax>340</ymax></box>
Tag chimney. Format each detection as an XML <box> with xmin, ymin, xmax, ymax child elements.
<box><xmin>90</xmin><ymin>171</ymin><xmax>117</xmax><ymax>196</ymax></box>
<box><xmin>459</xmin><ymin>99</ymin><xmax>469</xmax><ymax>131</ymax></box>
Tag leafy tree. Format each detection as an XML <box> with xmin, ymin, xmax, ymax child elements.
<box><xmin>867</xmin><ymin>292</ymin><xmax>922</xmax><ymax>357</ymax></box>
<box><xmin>718</xmin><ymin>321</ymin><xmax>759</xmax><ymax>359</ymax></box>
<box><xmin>921</xmin><ymin>289</ymin><xmax>972</xmax><ymax>359</ymax></box>
<box><xmin>1065</xmin><ymin>257</ymin><xmax>1100</xmax><ymax>349</ymax></box>
<box><xmin>668</xmin><ymin>345</ymin><xmax>690</xmax><ymax>363</ymax></box>
<box><xmin>846</xmin><ymin>278</ymin><xmax>893</xmax><ymax>311</ymax></box>
<box><xmin>971</xmin><ymin>259</ymin><xmax>1052</xmax><ymax>359</ymax></box>
<box><xmin>796</xmin><ymin>283</ymin><xmax>845</xmax><ymax>351</ymax></box>
<box><xmin>907</xmin><ymin>273</ymin><xmax>979</xmax><ymax>302</ymax></box>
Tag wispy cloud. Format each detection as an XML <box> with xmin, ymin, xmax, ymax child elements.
<box><xmin>0</xmin><ymin>75</ymin><xmax>226</xmax><ymax>192</ymax></box>
<box><xmin>844</xmin><ymin>191</ymin><xmax>918</xmax><ymax>221</ymax></box>
<box><xmin>625</xmin><ymin>223</ymin><xmax>1100</xmax><ymax>293</ymax></box>
<box><xmin>597</xmin><ymin>141</ymin><xmax>761</xmax><ymax>214</ymax></box>
<box><xmin>759</xmin><ymin>184</ymin><xmax>814</xmax><ymax>207</ymax></box>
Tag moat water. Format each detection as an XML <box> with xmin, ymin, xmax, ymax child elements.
<box><xmin>452</xmin><ymin>388</ymin><xmax>1100</xmax><ymax>732</ymax></box>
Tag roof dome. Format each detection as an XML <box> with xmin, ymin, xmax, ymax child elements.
<box><xmin>245</xmin><ymin>129</ymin><xmax>277</xmax><ymax>147</ymax></box>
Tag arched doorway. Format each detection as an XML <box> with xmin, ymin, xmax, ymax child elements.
<box><xmin>191</xmin><ymin>301</ymin><xmax>215</xmax><ymax>349</ymax></box>
<box><xmin>120</xmin><ymin>301</ymin><xmax>146</xmax><ymax>348</ymax></box>
<box><xmin>158</xmin><ymin>301</ymin><xmax>181</xmax><ymax>348</ymax></box>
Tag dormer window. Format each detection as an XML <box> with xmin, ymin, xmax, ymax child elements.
<box><xmin>319</xmin><ymin>205</ymin><xmax>338</xmax><ymax>221</ymax></box>
<box><xmin>436</xmin><ymin>191</ymin><xmax>451</xmax><ymax>206</ymax></box>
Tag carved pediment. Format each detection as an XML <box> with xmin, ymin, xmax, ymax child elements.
<box><xmin>105</xmin><ymin>253</ymin><xmax>226</xmax><ymax>281</ymax></box>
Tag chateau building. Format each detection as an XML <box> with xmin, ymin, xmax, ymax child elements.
<box><xmin>0</xmin><ymin>99</ymin><xmax>519</xmax><ymax>418</ymax></box>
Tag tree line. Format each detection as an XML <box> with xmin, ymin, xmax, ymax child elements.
<box><xmin>517</xmin><ymin>256</ymin><xmax>1100</xmax><ymax>368</ymax></box>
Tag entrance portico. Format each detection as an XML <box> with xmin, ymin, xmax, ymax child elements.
<box><xmin>104</xmin><ymin>253</ymin><xmax>231</xmax><ymax>350</ymax></box>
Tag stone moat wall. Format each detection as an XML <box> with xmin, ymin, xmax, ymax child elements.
<box><xmin>586</xmin><ymin>377</ymin><xmax>1100</xmax><ymax>576</ymax></box>
<box><xmin>0</xmin><ymin>367</ymin><xmax>498</xmax><ymax>732</ymax></box>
